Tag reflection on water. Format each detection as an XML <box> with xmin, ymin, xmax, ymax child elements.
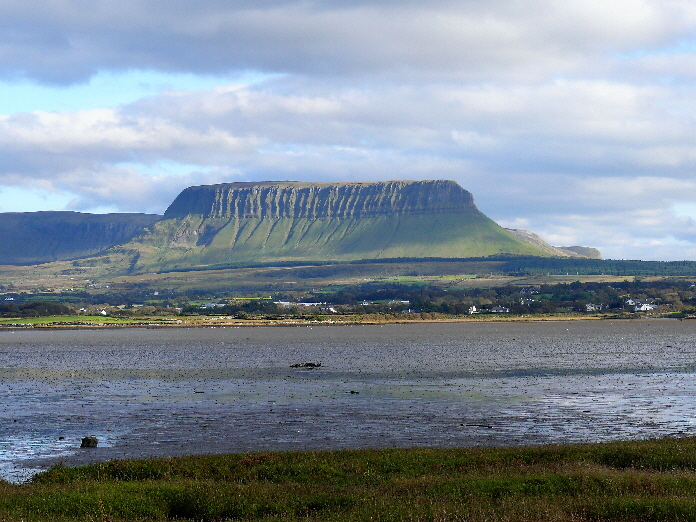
<box><xmin>2</xmin><ymin>320</ymin><xmax>696</xmax><ymax>482</ymax></box>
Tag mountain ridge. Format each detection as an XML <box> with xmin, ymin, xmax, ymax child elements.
<box><xmin>0</xmin><ymin>211</ymin><xmax>160</xmax><ymax>265</ymax></box>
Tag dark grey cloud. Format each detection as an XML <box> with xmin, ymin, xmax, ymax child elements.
<box><xmin>0</xmin><ymin>1</ymin><xmax>691</xmax><ymax>84</ymax></box>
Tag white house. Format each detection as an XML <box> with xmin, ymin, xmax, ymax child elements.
<box><xmin>635</xmin><ymin>303</ymin><xmax>656</xmax><ymax>311</ymax></box>
<box><xmin>627</xmin><ymin>299</ymin><xmax>656</xmax><ymax>312</ymax></box>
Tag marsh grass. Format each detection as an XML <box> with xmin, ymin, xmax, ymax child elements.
<box><xmin>4</xmin><ymin>438</ymin><xmax>696</xmax><ymax>520</ymax></box>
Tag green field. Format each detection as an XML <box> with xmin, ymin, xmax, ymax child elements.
<box><xmin>3</xmin><ymin>438</ymin><xmax>696</xmax><ymax>521</ymax></box>
<box><xmin>0</xmin><ymin>258</ymin><xmax>642</xmax><ymax>297</ymax></box>
<box><xmin>0</xmin><ymin>315</ymin><xmax>178</xmax><ymax>326</ymax></box>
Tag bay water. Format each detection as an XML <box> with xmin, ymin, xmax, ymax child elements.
<box><xmin>2</xmin><ymin>320</ymin><xmax>696</xmax><ymax>482</ymax></box>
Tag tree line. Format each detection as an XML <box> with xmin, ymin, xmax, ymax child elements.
<box><xmin>0</xmin><ymin>301</ymin><xmax>74</xmax><ymax>317</ymax></box>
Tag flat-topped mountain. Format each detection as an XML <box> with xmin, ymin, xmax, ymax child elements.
<box><xmin>115</xmin><ymin>180</ymin><xmax>549</xmax><ymax>272</ymax></box>
<box><xmin>0</xmin><ymin>180</ymin><xmax>601</xmax><ymax>273</ymax></box>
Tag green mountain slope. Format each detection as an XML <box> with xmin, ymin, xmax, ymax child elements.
<box><xmin>118</xmin><ymin>180</ymin><xmax>551</xmax><ymax>273</ymax></box>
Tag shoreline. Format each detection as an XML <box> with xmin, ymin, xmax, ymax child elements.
<box><xmin>0</xmin><ymin>313</ymin><xmax>667</xmax><ymax>330</ymax></box>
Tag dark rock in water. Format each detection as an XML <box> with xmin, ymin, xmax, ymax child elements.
<box><xmin>80</xmin><ymin>436</ymin><xmax>98</xmax><ymax>448</ymax></box>
<box><xmin>290</xmin><ymin>362</ymin><xmax>321</xmax><ymax>368</ymax></box>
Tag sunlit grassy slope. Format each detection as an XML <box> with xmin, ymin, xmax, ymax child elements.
<box><xmin>121</xmin><ymin>209</ymin><xmax>548</xmax><ymax>273</ymax></box>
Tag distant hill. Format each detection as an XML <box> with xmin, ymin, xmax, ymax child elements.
<box><xmin>506</xmin><ymin>229</ymin><xmax>602</xmax><ymax>259</ymax></box>
<box><xmin>0</xmin><ymin>180</ymin><xmax>601</xmax><ymax>273</ymax></box>
<box><xmin>0</xmin><ymin>211</ymin><xmax>160</xmax><ymax>265</ymax></box>
<box><xmin>558</xmin><ymin>245</ymin><xmax>603</xmax><ymax>259</ymax></box>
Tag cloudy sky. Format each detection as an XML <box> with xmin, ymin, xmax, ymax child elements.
<box><xmin>2</xmin><ymin>1</ymin><xmax>696</xmax><ymax>260</ymax></box>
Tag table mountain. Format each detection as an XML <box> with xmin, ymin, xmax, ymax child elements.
<box><xmin>0</xmin><ymin>180</ymin><xmax>600</xmax><ymax>273</ymax></box>
<box><xmin>121</xmin><ymin>180</ymin><xmax>553</xmax><ymax>272</ymax></box>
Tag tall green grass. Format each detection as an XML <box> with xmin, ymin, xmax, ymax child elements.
<box><xmin>4</xmin><ymin>438</ymin><xmax>696</xmax><ymax>521</ymax></box>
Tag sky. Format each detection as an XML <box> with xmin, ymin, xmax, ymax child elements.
<box><xmin>2</xmin><ymin>1</ymin><xmax>696</xmax><ymax>260</ymax></box>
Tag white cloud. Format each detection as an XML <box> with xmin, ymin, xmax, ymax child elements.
<box><xmin>2</xmin><ymin>1</ymin><xmax>696</xmax><ymax>259</ymax></box>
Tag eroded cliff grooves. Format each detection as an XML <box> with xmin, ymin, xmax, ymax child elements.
<box><xmin>163</xmin><ymin>180</ymin><xmax>476</xmax><ymax>220</ymax></box>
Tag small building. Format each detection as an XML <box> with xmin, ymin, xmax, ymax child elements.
<box><xmin>635</xmin><ymin>303</ymin><xmax>656</xmax><ymax>312</ymax></box>
<box><xmin>627</xmin><ymin>299</ymin><xmax>656</xmax><ymax>312</ymax></box>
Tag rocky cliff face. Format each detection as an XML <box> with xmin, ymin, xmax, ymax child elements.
<box><xmin>163</xmin><ymin>180</ymin><xmax>476</xmax><ymax>220</ymax></box>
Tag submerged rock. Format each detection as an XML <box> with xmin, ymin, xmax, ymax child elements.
<box><xmin>80</xmin><ymin>436</ymin><xmax>98</xmax><ymax>448</ymax></box>
<box><xmin>290</xmin><ymin>362</ymin><xmax>322</xmax><ymax>368</ymax></box>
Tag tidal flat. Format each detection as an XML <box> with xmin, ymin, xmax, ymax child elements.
<box><xmin>1</xmin><ymin>319</ymin><xmax>696</xmax><ymax>485</ymax></box>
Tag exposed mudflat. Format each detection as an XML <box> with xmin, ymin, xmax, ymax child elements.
<box><xmin>2</xmin><ymin>320</ymin><xmax>695</xmax><ymax>482</ymax></box>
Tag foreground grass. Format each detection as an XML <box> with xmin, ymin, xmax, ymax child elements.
<box><xmin>3</xmin><ymin>439</ymin><xmax>696</xmax><ymax>521</ymax></box>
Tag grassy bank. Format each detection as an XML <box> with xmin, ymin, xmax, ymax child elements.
<box><xmin>4</xmin><ymin>438</ymin><xmax>696</xmax><ymax>520</ymax></box>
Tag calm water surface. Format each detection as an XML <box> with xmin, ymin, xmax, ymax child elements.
<box><xmin>2</xmin><ymin>320</ymin><xmax>696</xmax><ymax>482</ymax></box>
